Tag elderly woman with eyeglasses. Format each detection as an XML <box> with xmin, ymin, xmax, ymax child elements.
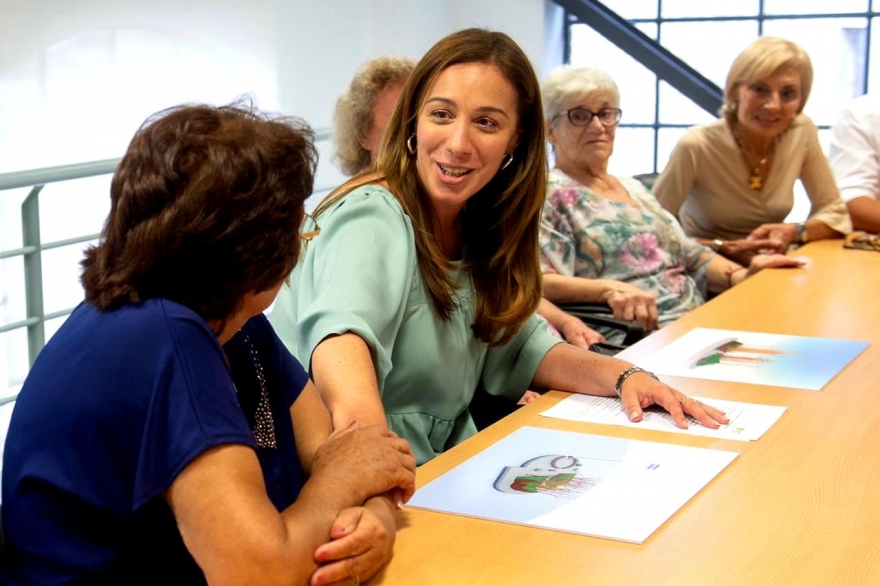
<box><xmin>539</xmin><ymin>66</ymin><xmax>803</xmax><ymax>343</ymax></box>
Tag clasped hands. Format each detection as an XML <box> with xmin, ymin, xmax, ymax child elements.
<box><xmin>721</xmin><ymin>222</ymin><xmax>801</xmax><ymax>265</ymax></box>
<box><xmin>309</xmin><ymin>423</ymin><xmax>416</xmax><ymax>586</ymax></box>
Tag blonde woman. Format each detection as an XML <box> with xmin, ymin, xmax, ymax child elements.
<box><xmin>653</xmin><ymin>37</ymin><xmax>850</xmax><ymax>265</ymax></box>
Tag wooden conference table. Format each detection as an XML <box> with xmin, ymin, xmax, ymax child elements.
<box><xmin>372</xmin><ymin>240</ymin><xmax>880</xmax><ymax>586</ymax></box>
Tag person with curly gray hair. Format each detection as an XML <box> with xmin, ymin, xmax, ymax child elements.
<box><xmin>333</xmin><ymin>56</ymin><xmax>416</xmax><ymax>175</ymax></box>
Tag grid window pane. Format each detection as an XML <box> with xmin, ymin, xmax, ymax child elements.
<box><xmin>597</xmin><ymin>0</ymin><xmax>658</xmax><ymax>20</ymax></box>
<box><xmin>44</xmin><ymin>314</ymin><xmax>70</xmax><ymax>347</ymax></box>
<box><xmin>635</xmin><ymin>22</ymin><xmax>658</xmax><ymax>40</ymax></box>
<box><xmin>0</xmin><ymin>187</ymin><xmax>29</xmax><ymax>253</ymax></box>
<box><xmin>42</xmin><ymin>242</ymin><xmax>91</xmax><ymax>315</ymax></box>
<box><xmin>39</xmin><ymin>176</ymin><xmax>111</xmax><ymax>244</ymax></box>
<box><xmin>660</xmin><ymin>21</ymin><xmax>760</xmax><ymax>88</ymax></box>
<box><xmin>662</xmin><ymin>0</ymin><xmax>759</xmax><ymax>18</ymax></box>
<box><xmin>763</xmin><ymin>0</ymin><xmax>869</xmax><ymax>15</ymax></box>
<box><xmin>1</xmin><ymin>326</ymin><xmax>29</xmax><ymax>392</ymax></box>
<box><xmin>608</xmin><ymin>128</ymin><xmax>656</xmax><ymax>177</ymax></box>
<box><xmin>763</xmin><ymin>18</ymin><xmax>867</xmax><ymax>126</ymax></box>
<box><xmin>868</xmin><ymin>17</ymin><xmax>880</xmax><ymax>93</ymax></box>
<box><xmin>658</xmin><ymin>81</ymin><xmax>716</xmax><ymax>125</ymax></box>
<box><xmin>0</xmin><ymin>256</ymin><xmax>26</xmax><ymax>326</ymax></box>
<box><xmin>786</xmin><ymin>181</ymin><xmax>811</xmax><ymax>223</ymax></box>
<box><xmin>569</xmin><ymin>24</ymin><xmax>658</xmax><ymax>124</ymax></box>
<box><xmin>817</xmin><ymin>128</ymin><xmax>833</xmax><ymax>155</ymax></box>
<box><xmin>656</xmin><ymin>128</ymin><xmax>689</xmax><ymax>174</ymax></box>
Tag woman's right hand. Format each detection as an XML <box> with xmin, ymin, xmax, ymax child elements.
<box><xmin>312</xmin><ymin>424</ymin><xmax>417</xmax><ymax>506</ymax></box>
<box><xmin>600</xmin><ymin>281</ymin><xmax>659</xmax><ymax>332</ymax></box>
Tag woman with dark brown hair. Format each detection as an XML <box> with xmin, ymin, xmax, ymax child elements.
<box><xmin>270</xmin><ymin>28</ymin><xmax>728</xmax><ymax>466</ymax></box>
<box><xmin>2</xmin><ymin>103</ymin><xmax>415</xmax><ymax>585</ymax></box>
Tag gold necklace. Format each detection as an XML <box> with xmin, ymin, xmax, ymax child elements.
<box><xmin>733</xmin><ymin>133</ymin><xmax>776</xmax><ymax>191</ymax></box>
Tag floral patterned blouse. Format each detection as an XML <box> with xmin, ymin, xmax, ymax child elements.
<box><xmin>540</xmin><ymin>168</ymin><xmax>713</xmax><ymax>342</ymax></box>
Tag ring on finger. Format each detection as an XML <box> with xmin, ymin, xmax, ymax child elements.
<box><xmin>679</xmin><ymin>396</ymin><xmax>690</xmax><ymax>404</ymax></box>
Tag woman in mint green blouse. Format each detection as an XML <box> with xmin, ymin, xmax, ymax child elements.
<box><xmin>270</xmin><ymin>29</ymin><xmax>728</xmax><ymax>465</ymax></box>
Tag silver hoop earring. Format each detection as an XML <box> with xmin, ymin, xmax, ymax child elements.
<box><xmin>406</xmin><ymin>134</ymin><xmax>417</xmax><ymax>156</ymax></box>
<box><xmin>501</xmin><ymin>153</ymin><xmax>513</xmax><ymax>171</ymax></box>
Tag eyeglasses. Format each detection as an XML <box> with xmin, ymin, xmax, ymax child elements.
<box><xmin>301</xmin><ymin>212</ymin><xmax>321</xmax><ymax>241</ymax></box>
<box><xmin>553</xmin><ymin>107</ymin><xmax>622</xmax><ymax>127</ymax></box>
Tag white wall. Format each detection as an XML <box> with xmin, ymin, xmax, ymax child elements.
<box><xmin>0</xmin><ymin>0</ymin><xmax>278</xmax><ymax>174</ymax></box>
<box><xmin>277</xmin><ymin>0</ymin><xmax>553</xmax><ymax>126</ymax></box>
<box><xmin>276</xmin><ymin>0</ymin><xmax>562</xmax><ymax>199</ymax></box>
<box><xmin>0</xmin><ymin>0</ymin><xmax>561</xmax><ymax>398</ymax></box>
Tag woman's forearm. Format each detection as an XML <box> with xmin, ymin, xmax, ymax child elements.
<box><xmin>706</xmin><ymin>254</ymin><xmax>747</xmax><ymax>294</ymax></box>
<box><xmin>311</xmin><ymin>333</ymin><xmax>388</xmax><ymax>430</ymax></box>
<box><xmin>804</xmin><ymin>219</ymin><xmax>844</xmax><ymax>242</ymax></box>
<box><xmin>542</xmin><ymin>273</ymin><xmax>613</xmax><ymax>304</ymax></box>
<box><xmin>531</xmin><ymin>342</ymin><xmax>625</xmax><ymax>397</ymax></box>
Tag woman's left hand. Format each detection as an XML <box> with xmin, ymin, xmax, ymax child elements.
<box><xmin>619</xmin><ymin>371</ymin><xmax>729</xmax><ymax>429</ymax></box>
<box><xmin>311</xmin><ymin>498</ymin><xmax>396</xmax><ymax>586</ymax></box>
<box><xmin>748</xmin><ymin>223</ymin><xmax>797</xmax><ymax>250</ymax></box>
<box><xmin>559</xmin><ymin>318</ymin><xmax>606</xmax><ymax>350</ymax></box>
<box><xmin>747</xmin><ymin>253</ymin><xmax>805</xmax><ymax>277</ymax></box>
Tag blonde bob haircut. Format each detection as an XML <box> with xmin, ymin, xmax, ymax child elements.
<box><xmin>542</xmin><ymin>66</ymin><xmax>620</xmax><ymax>122</ymax></box>
<box><xmin>721</xmin><ymin>36</ymin><xmax>813</xmax><ymax>124</ymax></box>
<box><xmin>315</xmin><ymin>28</ymin><xmax>547</xmax><ymax>347</ymax></box>
<box><xmin>332</xmin><ymin>56</ymin><xmax>416</xmax><ymax>176</ymax></box>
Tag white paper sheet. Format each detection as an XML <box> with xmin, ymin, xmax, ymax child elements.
<box><xmin>540</xmin><ymin>394</ymin><xmax>786</xmax><ymax>441</ymax></box>
<box><xmin>617</xmin><ymin>328</ymin><xmax>868</xmax><ymax>391</ymax></box>
<box><xmin>408</xmin><ymin>427</ymin><xmax>738</xmax><ymax>544</ymax></box>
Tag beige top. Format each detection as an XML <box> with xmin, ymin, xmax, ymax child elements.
<box><xmin>653</xmin><ymin>115</ymin><xmax>851</xmax><ymax>240</ymax></box>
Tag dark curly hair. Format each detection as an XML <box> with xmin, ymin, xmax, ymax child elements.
<box><xmin>81</xmin><ymin>102</ymin><xmax>317</xmax><ymax>329</ymax></box>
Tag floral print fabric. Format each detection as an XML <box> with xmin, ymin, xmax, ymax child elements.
<box><xmin>540</xmin><ymin>168</ymin><xmax>713</xmax><ymax>342</ymax></box>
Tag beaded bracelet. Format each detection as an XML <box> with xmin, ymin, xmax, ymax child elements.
<box><xmin>614</xmin><ymin>365</ymin><xmax>659</xmax><ymax>398</ymax></box>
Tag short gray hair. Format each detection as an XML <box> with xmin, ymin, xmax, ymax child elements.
<box><xmin>542</xmin><ymin>66</ymin><xmax>620</xmax><ymax>122</ymax></box>
<box><xmin>332</xmin><ymin>56</ymin><xmax>416</xmax><ymax>176</ymax></box>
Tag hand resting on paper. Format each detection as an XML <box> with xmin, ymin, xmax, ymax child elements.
<box><xmin>531</xmin><ymin>344</ymin><xmax>729</xmax><ymax>431</ymax></box>
<box><xmin>618</xmin><ymin>371</ymin><xmax>729</xmax><ymax>430</ymax></box>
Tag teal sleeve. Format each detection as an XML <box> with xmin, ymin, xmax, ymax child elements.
<box><xmin>480</xmin><ymin>314</ymin><xmax>563</xmax><ymax>401</ymax></box>
<box><xmin>270</xmin><ymin>186</ymin><xmax>416</xmax><ymax>388</ymax></box>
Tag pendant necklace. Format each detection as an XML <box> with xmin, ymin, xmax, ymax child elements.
<box><xmin>734</xmin><ymin>133</ymin><xmax>777</xmax><ymax>191</ymax></box>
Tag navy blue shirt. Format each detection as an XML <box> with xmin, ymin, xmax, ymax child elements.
<box><xmin>2</xmin><ymin>300</ymin><xmax>309</xmax><ymax>584</ymax></box>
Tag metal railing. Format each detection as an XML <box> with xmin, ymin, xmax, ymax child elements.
<box><xmin>553</xmin><ymin>0</ymin><xmax>724</xmax><ymax>116</ymax></box>
<box><xmin>0</xmin><ymin>159</ymin><xmax>121</xmax><ymax>406</ymax></box>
